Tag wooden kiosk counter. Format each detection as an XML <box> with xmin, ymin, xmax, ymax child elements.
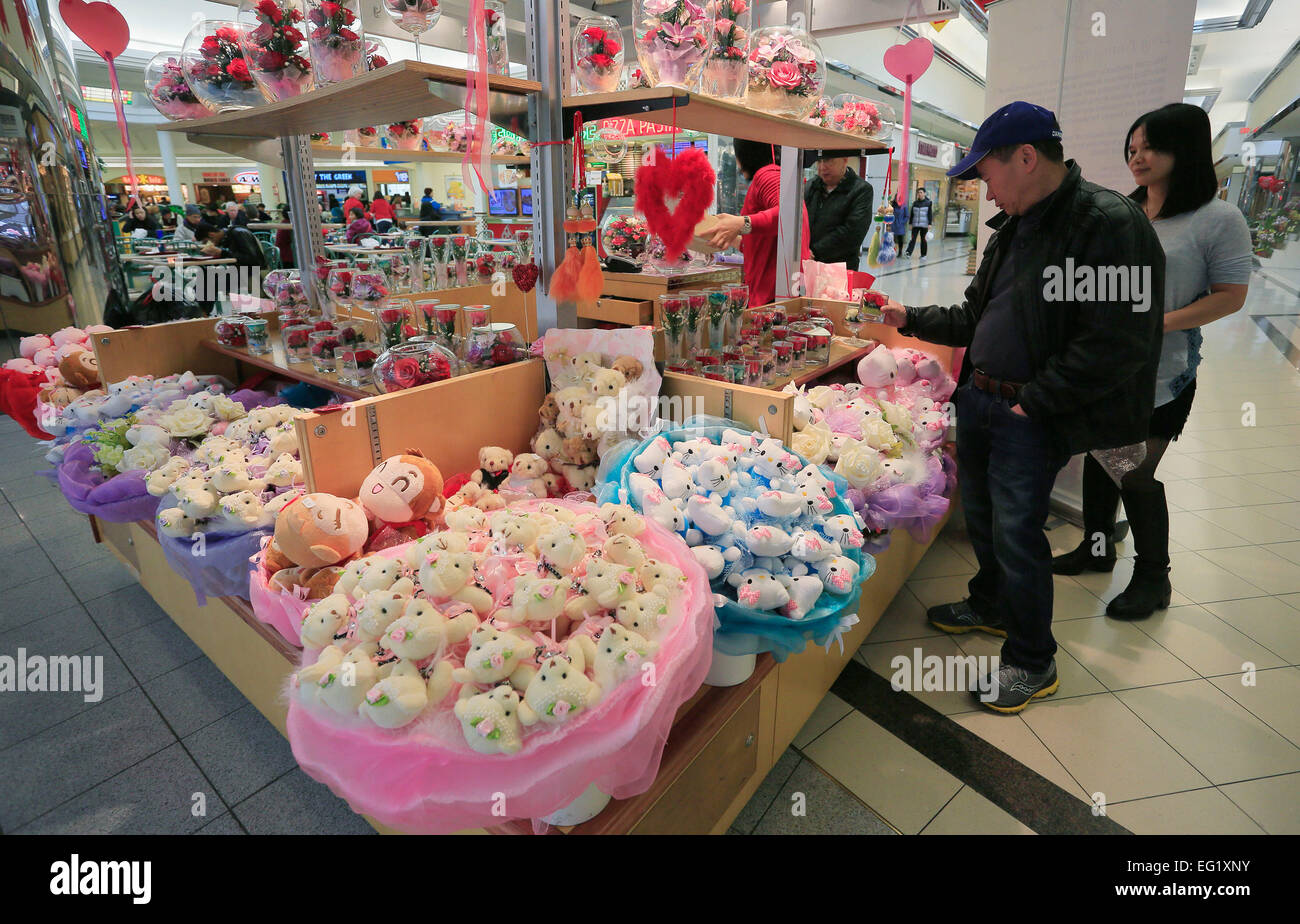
<box><xmin>82</xmin><ymin>304</ymin><xmax>953</xmax><ymax>835</ymax></box>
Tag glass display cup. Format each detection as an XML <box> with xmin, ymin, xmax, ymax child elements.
<box><xmin>772</xmin><ymin>339</ymin><xmax>793</xmax><ymax>378</ymax></box>
<box><xmin>282</xmin><ymin>323</ymin><xmax>314</xmax><ymax>362</ymax></box>
<box><xmin>335</xmin><ymin>341</ymin><xmax>380</xmax><ymax>387</ymax></box>
<box><xmin>310</xmin><ymin>329</ymin><xmax>342</xmax><ymax>372</ymax></box>
<box><xmin>243</xmin><ymin>317</ymin><xmax>271</xmax><ymax>354</ymax></box>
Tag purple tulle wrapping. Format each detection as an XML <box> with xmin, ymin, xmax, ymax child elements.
<box><xmin>56</xmin><ymin>441</ymin><xmax>165</xmax><ymax>522</ymax></box>
<box><xmin>155</xmin><ymin>499</ymin><xmax>270</xmax><ymax>606</ymax></box>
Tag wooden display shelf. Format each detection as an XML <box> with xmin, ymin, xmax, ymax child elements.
<box><xmin>160</xmin><ymin>61</ymin><xmax>540</xmax><ymax>140</ymax></box>
<box><xmin>201</xmin><ymin>337</ymin><xmax>380</xmax><ymax>400</ymax></box>
<box><xmin>311</xmin><ymin>145</ymin><xmax>530</xmax><ymax>165</ymax></box>
<box><xmin>602</xmin><ymin>266</ymin><xmax>742</xmax><ymax>302</ymax></box>
<box><xmin>768</xmin><ymin>340</ymin><xmax>873</xmax><ymax>389</ymax></box>
<box><xmin>563</xmin><ymin>88</ymin><xmax>890</xmax><ymax>151</ymax></box>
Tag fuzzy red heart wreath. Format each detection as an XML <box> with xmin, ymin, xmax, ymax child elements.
<box><xmin>635</xmin><ymin>147</ymin><xmax>716</xmax><ymax>260</ymax></box>
<box><xmin>512</xmin><ymin>261</ymin><xmax>539</xmax><ymax>292</ymax></box>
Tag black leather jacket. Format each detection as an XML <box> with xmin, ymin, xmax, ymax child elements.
<box><xmin>901</xmin><ymin>161</ymin><xmax>1165</xmax><ymax>455</ymax></box>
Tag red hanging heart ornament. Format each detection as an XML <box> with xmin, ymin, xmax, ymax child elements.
<box><xmin>635</xmin><ymin>147</ymin><xmax>716</xmax><ymax>260</ymax></box>
<box><xmin>58</xmin><ymin>0</ymin><xmax>130</xmax><ymax>60</ymax></box>
<box><xmin>512</xmin><ymin>262</ymin><xmax>539</xmax><ymax>292</ymax></box>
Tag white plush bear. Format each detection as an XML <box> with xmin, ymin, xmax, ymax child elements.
<box><xmin>659</xmin><ymin>458</ymin><xmax>694</xmax><ymax>499</ymax></box>
<box><xmin>578</xmin><ymin>404</ymin><xmax>606</xmax><ymax>442</ymax></box>
<box><xmin>300</xmin><ymin>594</ymin><xmax>352</xmax><ymax>649</ymax></box>
<box><xmin>615</xmin><ymin>591</ymin><xmax>669</xmax><ymax>638</ymax></box>
<box><xmin>455</xmin><ymin>683</ymin><xmax>528</xmax><ymax>754</ymax></box>
<box><xmin>639</xmin><ymin>558</ymin><xmax>687</xmax><ymax>598</ymax></box>
<box><xmin>453</xmin><ymin>624</ymin><xmax>535</xmax><ymax>686</ymax></box>
<box><xmin>354</xmin><ymin>558</ymin><xmax>407</xmax><ymax>596</ymax></box>
<box><xmin>757</xmin><ymin>489</ymin><xmax>803</xmax><ymax>520</ymax></box>
<box><xmin>566</xmin><ymin>557</ymin><xmax>639</xmax><ymax>619</ymax></box>
<box><xmin>126</xmin><ymin>424</ymin><xmax>170</xmax><ymax>447</ymax></box>
<box><xmin>358</xmin><ymin>659</ymin><xmax>428</xmax><ymax>729</ymax></box>
<box><xmin>146</xmin><ymin>457</ymin><xmax>191</xmax><ymax>497</ymax></box>
<box><xmin>575</xmin><ymin>624</ymin><xmax>657</xmax><ymax>694</ymax></box>
<box><xmin>633</xmin><ymin>436</ymin><xmax>672</xmax><ymax>477</ymax></box>
<box><xmin>822</xmin><ymin>514</ymin><xmax>865</xmax><ymax>550</ymax></box>
<box><xmin>418</xmin><ymin>551</ymin><xmax>493</xmax><ymax>614</ymax></box>
<box><xmin>536</xmin><ymin>502</ymin><xmax>577</xmax><ymax>524</ymax></box>
<box><xmin>506</xmin><ymin>574</ymin><xmax>572</xmax><ymax>625</ymax></box>
<box><xmin>562</xmin><ymin>464</ymin><xmax>597</xmax><ymax>493</ymax></box>
<box><xmin>814</xmin><ymin>556</ymin><xmax>861</xmax><ymax>594</ymax></box>
<box><xmin>244</xmin><ymin>407</ymin><xmax>279</xmax><ymax>435</ymax></box>
<box><xmin>536</xmin><ymin>525</ymin><xmax>588</xmax><ymax>575</ymax></box>
<box><xmin>173</xmin><ymin>473</ymin><xmax>219</xmax><ymax>519</ymax></box>
<box><xmin>602</xmin><ymin>533</ymin><xmax>646</xmax><ymax>569</ymax></box>
<box><xmin>192</xmin><ymin>436</ymin><xmax>237</xmax><ymax>467</ymax></box>
<box><xmin>209</xmin><ymin>463</ymin><xmax>266</xmax><ymax>496</ymax></box>
<box><xmin>692</xmin><ymin>458</ymin><xmax>734</xmax><ymax>496</ymax></box>
<box><xmin>335</xmin><ymin>557</ymin><xmax>372</xmax><ymax>598</ymax></box>
<box><xmin>216</xmin><ymin>491</ymin><xmax>273</xmax><ymax>531</ymax></box>
<box><xmin>532</xmin><ymin>427</ymin><xmax>564</xmax><ymax>462</ymax></box>
<box><xmin>777</xmin><ymin>574</ymin><xmax>824</xmax><ymax>619</ymax></box>
<box><xmin>788</xmin><ymin>528</ymin><xmax>839</xmax><ymax>562</ymax></box>
<box><xmin>222</xmin><ymin>418</ymin><xmax>255</xmax><ymax>445</ymax></box>
<box><xmin>690</xmin><ymin>544</ymin><xmax>741</xmax><ymax>582</ymax></box>
<box><xmin>157</xmin><ymin>507</ymin><xmax>201</xmax><ymax>538</ymax></box>
<box><xmin>521</xmin><ymin>651</ymin><xmax>601</xmax><ymax>726</ymax></box>
<box><xmin>265</xmin><ymin>422</ymin><xmax>299</xmax><ymax>457</ymax></box>
<box><xmin>293</xmin><ymin>645</ymin><xmax>346</xmax><ymax>711</ymax></box>
<box><xmin>599</xmin><ymin>503</ymin><xmax>645</xmax><ymax>537</ymax></box>
<box><xmin>354</xmin><ymin>579</ymin><xmax>416</xmax><ymax>642</ymax></box>
<box><xmin>729</xmin><ymin>568</ymin><xmax>791</xmax><ymax>610</ymax></box>
<box><xmin>382</xmin><ymin>598</ymin><xmax>477</xmax><ymax>661</ymax></box>
<box><xmin>588</xmin><ymin>366</ymin><xmax>626</xmax><ymax>400</ymax></box>
<box><xmin>265</xmin><ymin>453</ymin><xmax>302</xmax><ymax>488</ymax></box>
<box><xmin>555</xmin><ymin>386</ymin><xmax>590</xmax><ymax>436</ymax></box>
<box><xmin>686</xmin><ymin>493</ymin><xmax>736</xmax><ymax>538</ymax></box>
<box><xmin>319</xmin><ymin>646</ymin><xmax>381</xmax><ymax>716</ymax></box>
<box><xmin>745</xmin><ymin>523</ymin><xmax>795</xmax><ymax>557</ymax></box>
<box><xmin>444</xmin><ymin>505</ymin><xmax>487</xmax><ymax>533</ymax></box>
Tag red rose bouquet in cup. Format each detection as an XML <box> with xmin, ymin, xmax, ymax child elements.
<box><xmin>305</xmin><ymin>0</ymin><xmax>365</xmax><ymax>85</ymax></box>
<box><xmin>386</xmin><ymin>119</ymin><xmax>424</xmax><ymax>151</ymax></box>
<box><xmin>182</xmin><ymin>21</ymin><xmax>263</xmax><ymax>112</ymax></box>
<box><xmin>239</xmin><ymin>0</ymin><xmax>313</xmax><ymax>101</ymax></box>
<box><xmin>144</xmin><ymin>53</ymin><xmax>215</xmax><ymax>120</ymax></box>
<box><xmin>573</xmin><ymin>15</ymin><xmax>625</xmax><ymax>93</ymax></box>
<box><xmin>375</xmin><ymin>341</ymin><xmax>456</xmax><ymax>392</ymax></box>
<box><xmin>745</xmin><ymin>25</ymin><xmax>825</xmax><ymax>119</ymax></box>
<box><xmin>700</xmin><ymin>0</ymin><xmax>749</xmax><ymax>100</ymax></box>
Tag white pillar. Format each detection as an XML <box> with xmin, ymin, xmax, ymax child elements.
<box><xmin>157</xmin><ymin>130</ymin><xmax>183</xmax><ymax>205</ymax></box>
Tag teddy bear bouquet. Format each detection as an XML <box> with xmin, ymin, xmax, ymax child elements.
<box><xmin>599</xmin><ymin>420</ymin><xmax>873</xmax><ymax>661</ymax></box>
<box><xmin>282</xmin><ymin>495</ymin><xmax>712</xmax><ymax>832</ymax></box>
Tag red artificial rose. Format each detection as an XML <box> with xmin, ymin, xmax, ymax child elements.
<box><xmin>581</xmin><ymin>26</ymin><xmax>606</xmax><ymax>42</ymax></box>
<box><xmin>353</xmin><ymin>349</ymin><xmax>377</xmax><ymax>364</ymax></box>
<box><xmin>339</xmin><ymin>27</ymin><xmax>359</xmax><ymax>41</ymax></box>
<box><xmin>312</xmin><ymin>336</ymin><xmax>340</xmax><ymax>355</ymax></box>
<box><xmin>227</xmin><ymin>58</ymin><xmax>251</xmax><ymax>82</ymax></box>
<box><xmin>257</xmin><ymin>0</ymin><xmax>282</xmax><ymax>22</ymax></box>
<box><xmin>387</xmin><ymin>356</ymin><xmax>421</xmax><ymax>389</ymax></box>
<box><xmin>313</xmin><ymin>320</ymin><xmax>336</xmax><ymax>332</ymax></box>
<box><xmin>370</xmin><ymin>54</ymin><xmax>388</xmax><ymax>68</ymax></box>
<box><xmin>311</xmin><ymin>24</ymin><xmax>328</xmax><ymax>40</ymax></box>
<box><xmin>215</xmin><ymin>26</ymin><xmax>240</xmax><ymax>43</ymax></box>
<box><xmin>282</xmin><ymin>25</ymin><xmax>304</xmax><ymax>44</ymax></box>
<box><xmin>589</xmin><ymin>52</ymin><xmax>613</xmax><ymax>68</ymax></box>
<box><xmin>200</xmin><ymin>36</ymin><xmax>220</xmax><ymax>56</ymax></box>
<box><xmin>767</xmin><ymin>60</ymin><xmax>803</xmax><ymax>89</ymax></box>
<box><xmin>290</xmin><ymin>7</ymin><xmax>303</xmax><ymax>21</ymax></box>
<box><xmin>320</xmin><ymin>1</ymin><xmax>340</xmax><ymax>18</ymax></box>
<box><xmin>287</xmin><ymin>330</ymin><xmax>309</xmax><ymax>347</ymax></box>
<box><xmin>402</xmin><ymin>323</ymin><xmax>419</xmax><ymax>339</ymax></box>
<box><xmin>731</xmin><ymin>0</ymin><xmax>748</xmax><ymax>12</ymax></box>
<box><xmin>605</xmin><ymin>38</ymin><xmax>621</xmax><ymax>55</ymax></box>
<box><xmin>259</xmin><ymin>50</ymin><xmax>286</xmax><ymax>70</ymax></box>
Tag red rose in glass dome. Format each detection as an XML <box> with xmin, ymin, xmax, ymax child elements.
<box><xmin>402</xmin><ymin>322</ymin><xmax>419</xmax><ymax>340</ymax></box>
<box><xmin>589</xmin><ymin>52</ymin><xmax>613</xmax><ymax>68</ymax></box>
<box><xmin>313</xmin><ymin>320</ymin><xmax>337</xmax><ymax>332</ymax></box>
<box><xmin>286</xmin><ymin>329</ymin><xmax>310</xmax><ymax>348</ymax></box>
<box><xmin>283</xmin><ymin>25</ymin><xmax>304</xmax><ymax>44</ymax></box>
<box><xmin>387</xmin><ymin>356</ymin><xmax>421</xmax><ymax>389</ymax></box>
<box><xmin>581</xmin><ymin>26</ymin><xmax>606</xmax><ymax>42</ymax></box>
<box><xmin>353</xmin><ymin>348</ymin><xmax>377</xmax><ymax>365</ymax></box>
<box><xmin>605</xmin><ymin>38</ymin><xmax>621</xmax><ymax>55</ymax></box>
<box><xmin>338</xmin><ymin>325</ymin><xmax>362</xmax><ymax>344</ymax></box>
<box><xmin>378</xmin><ymin>307</ymin><xmax>404</xmax><ymax>324</ymax></box>
<box><xmin>491</xmin><ymin>341</ymin><xmax>515</xmax><ymax>366</ymax></box>
<box><xmin>215</xmin><ymin>25</ymin><xmax>241</xmax><ymax>43</ymax></box>
<box><xmin>257</xmin><ymin>0</ymin><xmax>282</xmax><ymax>21</ymax></box>
<box><xmin>767</xmin><ymin>60</ymin><xmax>802</xmax><ymax>89</ymax></box>
<box><xmin>312</xmin><ymin>335</ymin><xmax>340</xmax><ymax>356</ymax></box>
<box><xmin>259</xmin><ymin>50</ymin><xmax>287</xmax><ymax>70</ymax></box>
<box><xmin>200</xmin><ymin>36</ymin><xmax>220</xmax><ymax>56</ymax></box>
<box><xmin>227</xmin><ymin>58</ymin><xmax>252</xmax><ymax>82</ymax></box>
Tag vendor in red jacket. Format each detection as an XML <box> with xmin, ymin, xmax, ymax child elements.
<box><xmin>709</xmin><ymin>139</ymin><xmax>810</xmax><ymax>307</ymax></box>
<box><xmin>343</xmin><ymin>184</ymin><xmax>367</xmax><ymax>222</ymax></box>
<box><xmin>370</xmin><ymin>192</ymin><xmax>396</xmax><ymax>232</ymax></box>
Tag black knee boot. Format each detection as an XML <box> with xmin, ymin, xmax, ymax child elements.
<box><xmin>1107</xmin><ymin>482</ymin><xmax>1172</xmax><ymax>619</ymax></box>
<box><xmin>1053</xmin><ymin>454</ymin><xmax>1119</xmax><ymax>575</ymax></box>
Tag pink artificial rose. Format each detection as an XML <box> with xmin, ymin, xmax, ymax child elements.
<box><xmin>767</xmin><ymin>60</ymin><xmax>803</xmax><ymax>89</ymax></box>
<box><xmin>553</xmin><ymin>700</ymin><xmax>571</xmax><ymax>718</ymax></box>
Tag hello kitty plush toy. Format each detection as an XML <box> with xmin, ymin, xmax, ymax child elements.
<box><xmin>856</xmin><ymin>347</ymin><xmax>899</xmax><ymax>399</ymax></box>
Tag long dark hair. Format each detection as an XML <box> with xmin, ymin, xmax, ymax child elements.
<box><xmin>1124</xmin><ymin>103</ymin><xmax>1217</xmax><ymax>219</ymax></box>
<box><xmin>733</xmin><ymin>138</ymin><xmax>775</xmax><ymax>178</ymax></box>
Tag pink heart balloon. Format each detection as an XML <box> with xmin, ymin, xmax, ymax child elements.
<box><xmin>59</xmin><ymin>0</ymin><xmax>130</xmax><ymax>61</ymax></box>
<box><xmin>883</xmin><ymin>36</ymin><xmax>934</xmax><ymax>84</ymax></box>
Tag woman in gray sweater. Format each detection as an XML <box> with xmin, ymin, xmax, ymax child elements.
<box><xmin>1054</xmin><ymin>103</ymin><xmax>1252</xmax><ymax>619</ymax></box>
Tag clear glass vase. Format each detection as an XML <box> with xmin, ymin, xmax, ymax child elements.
<box><xmin>144</xmin><ymin>52</ymin><xmax>215</xmax><ymax>121</ymax></box>
<box><xmin>745</xmin><ymin>25</ymin><xmax>825</xmax><ymax>119</ymax></box>
<box><xmin>599</xmin><ymin>210</ymin><xmax>649</xmax><ymax>265</ymax></box>
<box><xmin>304</xmin><ymin>0</ymin><xmax>365</xmax><ymax>85</ymax></box>
<box><xmin>634</xmin><ymin>0</ymin><xmax>712</xmax><ymax>89</ymax></box>
<box><xmin>238</xmin><ymin>0</ymin><xmax>313</xmax><ymax>102</ymax></box>
<box><xmin>699</xmin><ymin>0</ymin><xmax>750</xmax><ymax>100</ymax></box>
<box><xmin>573</xmin><ymin>15</ymin><xmax>625</xmax><ymax>94</ymax></box>
<box><xmin>181</xmin><ymin>20</ymin><xmax>264</xmax><ymax>113</ymax></box>
<box><xmin>386</xmin><ymin>120</ymin><xmax>424</xmax><ymax>150</ymax></box>
<box><xmin>374</xmin><ymin>340</ymin><xmax>457</xmax><ymax>392</ymax></box>
<box><xmin>828</xmin><ymin>93</ymin><xmax>895</xmax><ymax>142</ymax></box>
<box><xmin>382</xmin><ymin>0</ymin><xmax>440</xmax><ymax>61</ymax></box>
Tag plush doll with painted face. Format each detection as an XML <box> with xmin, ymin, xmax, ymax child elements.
<box><xmin>471</xmin><ymin>446</ymin><xmax>514</xmax><ymax>492</ymax></box>
<box><xmin>273</xmin><ymin>493</ymin><xmax>369</xmax><ymax>569</ymax></box>
<box><xmin>361</xmin><ymin>449</ymin><xmax>446</xmax><ymax>548</ymax></box>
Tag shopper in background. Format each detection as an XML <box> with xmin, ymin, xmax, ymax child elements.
<box><xmin>242</xmin><ymin>201</ymin><xmax>260</xmax><ymax>226</ymax></box>
<box><xmin>905</xmin><ymin>187</ymin><xmax>932</xmax><ymax>257</ymax></box>
<box><xmin>202</xmin><ymin>203</ymin><xmax>229</xmax><ymax>229</ymax></box>
<box><xmin>1053</xmin><ymin>102</ymin><xmax>1252</xmax><ymax>618</ymax></box>
<box><xmin>256</xmin><ymin>203</ymin><xmax>272</xmax><ymax>222</ymax></box>
<box><xmin>172</xmin><ymin>204</ymin><xmax>204</xmax><ymax>243</ymax></box>
<box><xmin>276</xmin><ymin>205</ymin><xmax>295</xmax><ymax>268</ymax></box>
<box><xmin>344</xmin><ymin>206</ymin><xmax>372</xmax><ymax>244</ymax></box>
<box><xmin>343</xmin><ymin>184</ymin><xmax>366</xmax><ymax>222</ymax></box>
<box><xmin>804</xmin><ymin>152</ymin><xmax>874</xmax><ymax>271</ymax></box>
<box><xmin>370</xmin><ymin>192</ymin><xmax>395</xmax><ymax>232</ymax></box>
<box><xmin>327</xmin><ymin>194</ymin><xmax>344</xmax><ymax>224</ymax></box>
<box><xmin>889</xmin><ymin>193</ymin><xmax>909</xmax><ymax>254</ymax></box>
<box><xmin>199</xmin><ymin>222</ymin><xmax>265</xmax><ymax>268</ymax></box>
<box><xmin>878</xmin><ymin>100</ymin><xmax>1165</xmax><ymax>713</ymax></box>
<box><xmin>418</xmin><ymin>187</ymin><xmax>444</xmax><ymax>236</ymax></box>
<box><xmin>120</xmin><ymin>204</ymin><xmax>160</xmax><ymax>235</ymax></box>
<box><xmin>708</xmin><ymin>139</ymin><xmax>811</xmax><ymax>307</ymax></box>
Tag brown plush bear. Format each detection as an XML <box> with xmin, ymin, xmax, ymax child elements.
<box><xmin>562</xmin><ymin>436</ymin><xmax>598</xmax><ymax>466</ymax></box>
<box><xmin>612</xmin><ymin>355</ymin><xmax>644</xmax><ymax>383</ymax></box>
<box><xmin>59</xmin><ymin>349</ymin><xmax>100</xmax><ymax>389</ymax></box>
<box><xmin>538</xmin><ymin>393</ymin><xmax>560</xmax><ymax>427</ymax></box>
<box><xmin>269</xmin><ymin>566</ymin><xmax>344</xmax><ymax>600</ymax></box>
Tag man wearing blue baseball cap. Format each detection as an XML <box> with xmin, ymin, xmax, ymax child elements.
<box><xmin>879</xmin><ymin>100</ymin><xmax>1164</xmax><ymax>713</ymax></box>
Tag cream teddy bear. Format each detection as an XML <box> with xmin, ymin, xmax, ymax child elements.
<box><xmin>265</xmin><ymin>453</ymin><xmax>302</xmax><ymax>488</ymax></box>
<box><xmin>382</xmin><ymin>598</ymin><xmax>477</xmax><ymax>661</ymax></box>
<box><xmin>358</xmin><ymin>660</ymin><xmax>429</xmax><ymax>729</ymax></box>
<box><xmin>157</xmin><ymin>507</ymin><xmax>201</xmax><ymax>538</ymax></box>
<box><xmin>353</xmin><ymin>558</ymin><xmax>408</xmax><ymax>596</ymax></box>
<box><xmin>535</xmin><ymin>525</ymin><xmax>587</xmax><ymax>576</ymax></box>
<box><xmin>504</xmin><ymin>574</ymin><xmax>572</xmax><ymax>626</ymax></box>
<box><xmin>599</xmin><ymin>503</ymin><xmax>645</xmax><ymax>537</ymax></box>
<box><xmin>454</xmin><ymin>684</ymin><xmax>528</xmax><ymax>755</ymax></box>
<box><xmin>615</xmin><ymin>591</ymin><xmax>669</xmax><ymax>638</ymax></box>
<box><xmin>146</xmin><ymin>457</ymin><xmax>191</xmax><ymax>496</ymax></box>
<box><xmin>444</xmin><ymin>505</ymin><xmax>487</xmax><ymax>533</ymax></box>
<box><xmin>575</xmin><ymin>624</ymin><xmax>657</xmax><ymax>694</ymax></box>
<box><xmin>587</xmin><ymin>366</ymin><xmax>626</xmax><ymax>400</ymax></box>
<box><xmin>418</xmin><ymin>551</ymin><xmax>493</xmax><ymax>614</ymax></box>
<box><xmin>210</xmin><ymin>465</ymin><xmax>268</xmax><ymax>496</ymax></box>
<box><xmin>265</xmin><ymin>422</ymin><xmax>299</xmax><ymax>457</ymax></box>
<box><xmin>173</xmin><ymin>471</ymin><xmax>219</xmax><ymax>519</ymax></box>
<box><xmin>335</xmin><ymin>557</ymin><xmax>373</xmax><ymax>598</ymax></box>
<box><xmin>300</xmin><ymin>594</ymin><xmax>352</xmax><ymax>649</ymax></box>
<box><xmin>639</xmin><ymin>558</ymin><xmax>686</xmax><ymax>599</ymax></box>
<box><xmin>602</xmin><ymin>533</ymin><xmax>647</xmax><ymax>569</ymax></box>
<box><xmin>294</xmin><ymin>645</ymin><xmax>347</xmax><ymax>711</ymax></box>
<box><xmin>354</xmin><ymin>578</ymin><xmax>416</xmax><ymax>642</ymax></box>
<box><xmin>503</xmin><ymin>453</ymin><xmax>549</xmax><ymax>498</ymax></box>
<box><xmin>319</xmin><ymin>646</ymin><xmax>381</xmax><ymax>716</ymax></box>
<box><xmin>560</xmin><ymin>464</ymin><xmax>596</xmax><ymax>493</ymax></box>
<box><xmin>453</xmin><ymin>624</ymin><xmax>535</xmax><ymax>687</ymax></box>
<box><xmin>521</xmin><ymin>651</ymin><xmax>601</xmax><ymax>726</ymax></box>
<box><xmin>489</xmin><ymin>510</ymin><xmax>545</xmax><ymax>553</ymax></box>
<box><xmin>216</xmin><ymin>491</ymin><xmax>273</xmax><ymax>531</ymax></box>
<box><xmin>566</xmin><ymin>557</ymin><xmax>639</xmax><ymax>620</ymax></box>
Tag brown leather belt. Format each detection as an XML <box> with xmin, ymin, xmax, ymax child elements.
<box><xmin>972</xmin><ymin>368</ymin><xmax>1024</xmax><ymax>400</ymax></box>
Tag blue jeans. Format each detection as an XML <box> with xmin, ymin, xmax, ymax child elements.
<box><xmin>955</xmin><ymin>383</ymin><xmax>1069</xmax><ymax>672</ymax></box>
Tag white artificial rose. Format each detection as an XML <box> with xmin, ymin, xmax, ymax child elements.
<box><xmin>862</xmin><ymin>417</ymin><xmax>900</xmax><ymax>453</ymax></box>
<box><xmin>834</xmin><ymin>443</ymin><xmax>884</xmax><ymax>490</ymax></box>
<box><xmin>807</xmin><ymin>385</ymin><xmax>838</xmax><ymax>411</ymax></box>
<box><xmin>210</xmin><ymin>395</ymin><xmax>247</xmax><ymax>421</ymax></box>
<box><xmin>879</xmin><ymin>400</ymin><xmax>913</xmax><ymax>434</ymax></box>
<box><xmin>121</xmin><ymin>442</ymin><xmax>173</xmax><ymax>473</ymax></box>
<box><xmin>790</xmin><ymin>423</ymin><xmax>833</xmax><ymax>466</ymax></box>
<box><xmin>161</xmin><ymin>405</ymin><xmax>212</xmax><ymax>439</ymax></box>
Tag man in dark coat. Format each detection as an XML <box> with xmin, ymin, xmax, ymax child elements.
<box><xmin>804</xmin><ymin>153</ymin><xmax>874</xmax><ymax>271</ymax></box>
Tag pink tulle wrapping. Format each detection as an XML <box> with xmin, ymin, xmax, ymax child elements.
<box><xmin>284</xmin><ymin>498</ymin><xmax>715</xmax><ymax>833</ymax></box>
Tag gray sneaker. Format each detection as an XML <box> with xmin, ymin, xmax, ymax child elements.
<box><xmin>927</xmin><ymin>599</ymin><xmax>1006</xmax><ymax>637</ymax></box>
<box><xmin>975</xmin><ymin>660</ymin><xmax>1059</xmax><ymax>714</ymax></box>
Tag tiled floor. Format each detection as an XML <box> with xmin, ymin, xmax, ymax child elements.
<box><xmin>5</xmin><ymin>237</ymin><xmax>1299</xmax><ymax>835</ymax></box>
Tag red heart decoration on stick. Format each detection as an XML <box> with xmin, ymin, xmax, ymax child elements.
<box><xmin>635</xmin><ymin>147</ymin><xmax>716</xmax><ymax>260</ymax></box>
<box><xmin>512</xmin><ymin>262</ymin><xmax>539</xmax><ymax>293</ymax></box>
<box><xmin>59</xmin><ymin>0</ymin><xmax>130</xmax><ymax>61</ymax></box>
<box><xmin>883</xmin><ymin>36</ymin><xmax>934</xmax><ymax>84</ymax></box>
